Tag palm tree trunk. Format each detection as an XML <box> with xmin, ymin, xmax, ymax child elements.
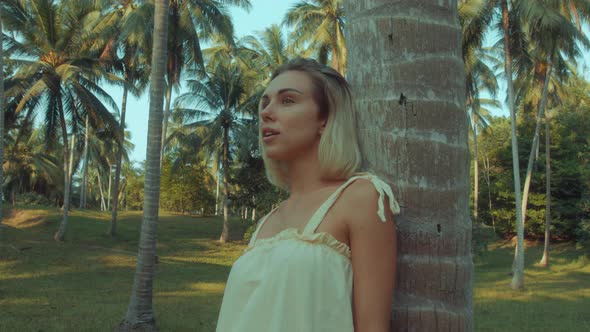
<box><xmin>97</xmin><ymin>171</ymin><xmax>106</xmax><ymax>211</ymax></box>
<box><xmin>0</xmin><ymin>12</ymin><xmax>4</xmax><ymax>222</ymax></box>
<box><xmin>54</xmin><ymin>95</ymin><xmax>71</xmax><ymax>241</ymax></box>
<box><xmin>80</xmin><ymin>115</ymin><xmax>90</xmax><ymax>209</ymax></box>
<box><xmin>110</xmin><ymin>85</ymin><xmax>129</xmax><ymax>236</ymax></box>
<box><xmin>160</xmin><ymin>85</ymin><xmax>172</xmax><ymax>168</ymax></box>
<box><xmin>474</xmin><ymin>125</ymin><xmax>479</xmax><ymax>223</ymax></box>
<box><xmin>117</xmin><ymin>0</ymin><xmax>168</xmax><ymax>330</ymax></box>
<box><xmin>346</xmin><ymin>1</ymin><xmax>472</xmax><ymax>329</ymax></box>
<box><xmin>219</xmin><ymin>125</ymin><xmax>230</xmax><ymax>243</ymax></box>
<box><xmin>513</xmin><ymin>55</ymin><xmax>554</xmax><ymax>270</ymax></box>
<box><xmin>540</xmin><ymin>112</ymin><xmax>551</xmax><ymax>267</ymax></box>
<box><xmin>500</xmin><ymin>0</ymin><xmax>525</xmax><ymax>290</ymax></box>
<box><xmin>484</xmin><ymin>156</ymin><xmax>495</xmax><ymax>232</ymax></box>
<box><xmin>215</xmin><ymin>161</ymin><xmax>220</xmax><ymax>215</ymax></box>
<box><xmin>107</xmin><ymin>162</ymin><xmax>112</xmax><ymax>211</ymax></box>
<box><xmin>519</xmin><ymin>56</ymin><xmax>553</xmax><ymax>227</ymax></box>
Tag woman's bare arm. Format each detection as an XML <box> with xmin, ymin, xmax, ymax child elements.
<box><xmin>343</xmin><ymin>179</ymin><xmax>397</xmax><ymax>332</ymax></box>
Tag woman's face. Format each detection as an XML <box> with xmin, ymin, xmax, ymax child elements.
<box><xmin>259</xmin><ymin>70</ymin><xmax>326</xmax><ymax>161</ymax></box>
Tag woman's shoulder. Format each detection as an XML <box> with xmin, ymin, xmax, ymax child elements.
<box><xmin>340</xmin><ymin>172</ymin><xmax>400</xmax><ymax>223</ymax></box>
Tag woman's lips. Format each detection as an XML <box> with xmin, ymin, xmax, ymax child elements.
<box><xmin>262</xmin><ymin>133</ymin><xmax>279</xmax><ymax>143</ymax></box>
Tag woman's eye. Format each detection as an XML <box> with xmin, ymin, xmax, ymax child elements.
<box><xmin>282</xmin><ymin>97</ymin><xmax>295</xmax><ymax>104</ymax></box>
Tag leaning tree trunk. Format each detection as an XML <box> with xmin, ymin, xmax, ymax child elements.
<box><xmin>501</xmin><ymin>0</ymin><xmax>525</xmax><ymax>290</ymax></box>
<box><xmin>80</xmin><ymin>115</ymin><xmax>90</xmax><ymax>209</ymax></box>
<box><xmin>345</xmin><ymin>1</ymin><xmax>473</xmax><ymax>330</ymax></box>
<box><xmin>159</xmin><ymin>85</ymin><xmax>172</xmax><ymax>168</ymax></box>
<box><xmin>539</xmin><ymin>111</ymin><xmax>551</xmax><ymax>267</ymax></box>
<box><xmin>54</xmin><ymin>95</ymin><xmax>73</xmax><ymax>241</ymax></box>
<box><xmin>473</xmin><ymin>124</ymin><xmax>479</xmax><ymax>223</ymax></box>
<box><xmin>97</xmin><ymin>171</ymin><xmax>107</xmax><ymax>211</ymax></box>
<box><xmin>219</xmin><ymin>124</ymin><xmax>230</xmax><ymax>243</ymax></box>
<box><xmin>107</xmin><ymin>161</ymin><xmax>112</xmax><ymax>211</ymax></box>
<box><xmin>116</xmin><ymin>0</ymin><xmax>169</xmax><ymax>330</ymax></box>
<box><xmin>512</xmin><ymin>56</ymin><xmax>553</xmax><ymax>272</ymax></box>
<box><xmin>110</xmin><ymin>84</ymin><xmax>129</xmax><ymax>236</ymax></box>
<box><xmin>519</xmin><ymin>56</ymin><xmax>553</xmax><ymax>229</ymax></box>
<box><xmin>0</xmin><ymin>11</ymin><xmax>4</xmax><ymax>222</ymax></box>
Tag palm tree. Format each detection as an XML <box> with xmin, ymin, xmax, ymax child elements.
<box><xmin>242</xmin><ymin>24</ymin><xmax>294</xmax><ymax>76</ymax></box>
<box><xmin>116</xmin><ymin>0</ymin><xmax>168</xmax><ymax>330</ymax></box>
<box><xmin>174</xmin><ymin>59</ymin><xmax>258</xmax><ymax>243</ymax></box>
<box><xmin>345</xmin><ymin>0</ymin><xmax>473</xmax><ymax>329</ymax></box>
<box><xmin>284</xmin><ymin>0</ymin><xmax>346</xmax><ymax>74</ymax></box>
<box><xmin>516</xmin><ymin>0</ymin><xmax>590</xmax><ymax>268</ymax></box>
<box><xmin>2</xmin><ymin>0</ymin><xmax>120</xmax><ymax>240</ymax></box>
<box><xmin>98</xmin><ymin>0</ymin><xmax>152</xmax><ymax>235</ymax></box>
<box><xmin>460</xmin><ymin>0</ymin><xmax>500</xmax><ymax>224</ymax></box>
<box><xmin>497</xmin><ymin>0</ymin><xmax>526</xmax><ymax>290</ymax></box>
<box><xmin>159</xmin><ymin>0</ymin><xmax>252</xmax><ymax>168</ymax></box>
<box><xmin>3</xmin><ymin>124</ymin><xmax>61</xmax><ymax>206</ymax></box>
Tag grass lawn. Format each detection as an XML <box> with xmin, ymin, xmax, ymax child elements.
<box><xmin>1</xmin><ymin>207</ymin><xmax>589</xmax><ymax>331</ymax></box>
<box><xmin>474</xmin><ymin>240</ymin><xmax>590</xmax><ymax>332</ymax></box>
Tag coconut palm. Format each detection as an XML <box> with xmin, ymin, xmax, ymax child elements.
<box><xmin>241</xmin><ymin>24</ymin><xmax>296</xmax><ymax>76</ymax></box>
<box><xmin>284</xmin><ymin>0</ymin><xmax>346</xmax><ymax>74</ymax></box>
<box><xmin>2</xmin><ymin>0</ymin><xmax>120</xmax><ymax>240</ymax></box>
<box><xmin>514</xmin><ymin>0</ymin><xmax>590</xmax><ymax>268</ymax></box>
<box><xmin>3</xmin><ymin>124</ymin><xmax>61</xmax><ymax>206</ymax></box>
<box><xmin>345</xmin><ymin>0</ymin><xmax>473</xmax><ymax>329</ymax></box>
<box><xmin>173</xmin><ymin>59</ymin><xmax>259</xmax><ymax>243</ymax></box>
<box><xmin>159</xmin><ymin>0</ymin><xmax>252</xmax><ymax>168</ymax></box>
<box><xmin>97</xmin><ymin>0</ymin><xmax>152</xmax><ymax>235</ymax></box>
<box><xmin>461</xmin><ymin>1</ymin><xmax>501</xmax><ymax>223</ymax></box>
<box><xmin>116</xmin><ymin>0</ymin><xmax>168</xmax><ymax>330</ymax></box>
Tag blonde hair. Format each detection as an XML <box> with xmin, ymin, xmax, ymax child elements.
<box><xmin>259</xmin><ymin>58</ymin><xmax>362</xmax><ymax>191</ymax></box>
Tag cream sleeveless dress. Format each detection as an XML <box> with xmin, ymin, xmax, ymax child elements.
<box><xmin>215</xmin><ymin>173</ymin><xmax>400</xmax><ymax>332</ymax></box>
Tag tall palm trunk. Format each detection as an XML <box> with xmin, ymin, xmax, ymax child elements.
<box><xmin>0</xmin><ymin>12</ymin><xmax>4</xmax><ymax>222</ymax></box>
<box><xmin>80</xmin><ymin>115</ymin><xmax>90</xmax><ymax>208</ymax></box>
<box><xmin>473</xmin><ymin>124</ymin><xmax>479</xmax><ymax>223</ymax></box>
<box><xmin>219</xmin><ymin>125</ymin><xmax>230</xmax><ymax>243</ymax></box>
<box><xmin>483</xmin><ymin>156</ymin><xmax>495</xmax><ymax>232</ymax></box>
<box><xmin>98</xmin><ymin>171</ymin><xmax>107</xmax><ymax>211</ymax></box>
<box><xmin>107</xmin><ymin>162</ymin><xmax>112</xmax><ymax>210</ymax></box>
<box><xmin>160</xmin><ymin>85</ymin><xmax>172</xmax><ymax>167</ymax></box>
<box><xmin>345</xmin><ymin>1</ymin><xmax>473</xmax><ymax>329</ymax></box>
<box><xmin>110</xmin><ymin>84</ymin><xmax>129</xmax><ymax>236</ymax></box>
<box><xmin>54</xmin><ymin>94</ymin><xmax>72</xmax><ymax>241</ymax></box>
<box><xmin>500</xmin><ymin>0</ymin><xmax>525</xmax><ymax>290</ymax></box>
<box><xmin>540</xmin><ymin>112</ymin><xmax>551</xmax><ymax>266</ymax></box>
<box><xmin>117</xmin><ymin>0</ymin><xmax>168</xmax><ymax>329</ymax></box>
<box><xmin>512</xmin><ymin>55</ymin><xmax>554</xmax><ymax>272</ymax></box>
<box><xmin>519</xmin><ymin>56</ymin><xmax>553</xmax><ymax>227</ymax></box>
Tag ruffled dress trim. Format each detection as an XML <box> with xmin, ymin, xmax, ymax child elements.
<box><xmin>244</xmin><ymin>228</ymin><xmax>352</xmax><ymax>260</ymax></box>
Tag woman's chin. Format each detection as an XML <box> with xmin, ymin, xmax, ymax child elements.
<box><xmin>264</xmin><ymin>149</ymin><xmax>291</xmax><ymax>161</ymax></box>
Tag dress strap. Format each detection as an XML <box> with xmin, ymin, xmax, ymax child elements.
<box><xmin>248</xmin><ymin>205</ymin><xmax>280</xmax><ymax>246</ymax></box>
<box><xmin>301</xmin><ymin>172</ymin><xmax>400</xmax><ymax>235</ymax></box>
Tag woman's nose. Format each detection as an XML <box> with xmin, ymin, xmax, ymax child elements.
<box><xmin>260</xmin><ymin>103</ymin><xmax>274</xmax><ymax>121</ymax></box>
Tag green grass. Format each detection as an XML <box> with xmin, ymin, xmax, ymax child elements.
<box><xmin>0</xmin><ymin>207</ymin><xmax>251</xmax><ymax>332</ymax></box>
<box><xmin>1</xmin><ymin>207</ymin><xmax>589</xmax><ymax>331</ymax></box>
<box><xmin>474</xmin><ymin>240</ymin><xmax>590</xmax><ymax>332</ymax></box>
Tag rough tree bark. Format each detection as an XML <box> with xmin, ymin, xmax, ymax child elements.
<box><xmin>345</xmin><ymin>0</ymin><xmax>473</xmax><ymax>330</ymax></box>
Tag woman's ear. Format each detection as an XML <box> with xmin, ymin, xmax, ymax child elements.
<box><xmin>319</xmin><ymin>120</ymin><xmax>327</xmax><ymax>135</ymax></box>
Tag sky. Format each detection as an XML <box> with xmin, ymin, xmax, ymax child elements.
<box><xmin>121</xmin><ymin>1</ymin><xmax>590</xmax><ymax>164</ymax></box>
<box><xmin>122</xmin><ymin>0</ymin><xmax>298</xmax><ymax>164</ymax></box>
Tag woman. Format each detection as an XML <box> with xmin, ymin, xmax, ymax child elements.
<box><xmin>216</xmin><ymin>58</ymin><xmax>400</xmax><ymax>332</ymax></box>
